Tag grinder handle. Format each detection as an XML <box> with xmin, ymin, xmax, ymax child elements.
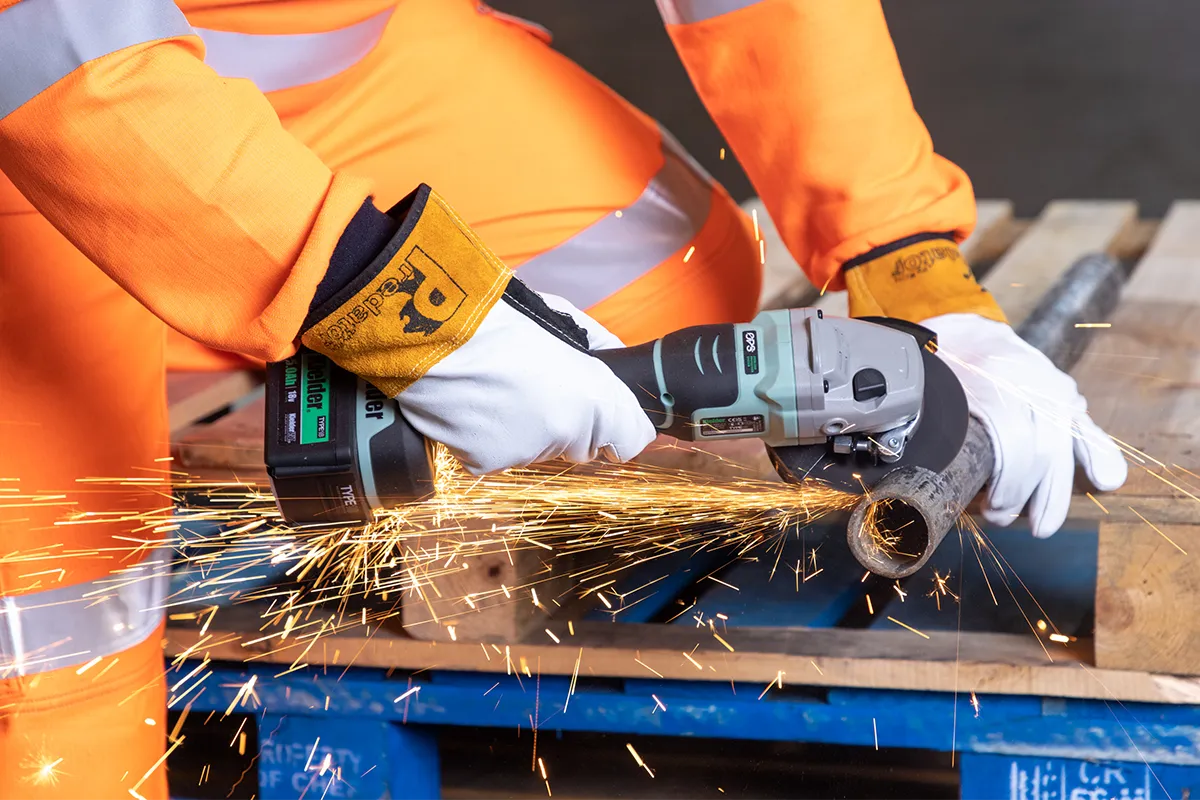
<box><xmin>593</xmin><ymin>323</ymin><xmax>741</xmax><ymax>441</ymax></box>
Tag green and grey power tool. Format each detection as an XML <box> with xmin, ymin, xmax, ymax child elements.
<box><xmin>265</xmin><ymin>308</ymin><xmax>968</xmax><ymax>526</ymax></box>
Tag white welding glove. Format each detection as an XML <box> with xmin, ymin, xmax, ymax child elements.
<box><xmin>300</xmin><ymin>185</ymin><xmax>655</xmax><ymax>477</ymax></box>
<box><xmin>921</xmin><ymin>313</ymin><xmax>1127</xmax><ymax>537</ymax></box>
<box><xmin>398</xmin><ymin>290</ymin><xmax>656</xmax><ymax>475</ymax></box>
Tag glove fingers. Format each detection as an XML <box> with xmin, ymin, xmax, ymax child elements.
<box><xmin>1026</xmin><ymin>415</ymin><xmax>1076</xmax><ymax>538</ymax></box>
<box><xmin>401</xmin><ymin>300</ymin><xmax>653</xmax><ymax>475</ymax></box>
<box><xmin>973</xmin><ymin>383</ymin><xmax>1039</xmax><ymax>526</ymax></box>
<box><xmin>536</xmin><ymin>292</ymin><xmax>625</xmax><ymax>351</ymax></box>
<box><xmin>558</xmin><ymin>360</ymin><xmax>658</xmax><ymax>464</ymax></box>
<box><xmin>1074</xmin><ymin>413</ymin><xmax>1128</xmax><ymax>492</ymax></box>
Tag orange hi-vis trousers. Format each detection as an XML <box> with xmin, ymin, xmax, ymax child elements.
<box><xmin>0</xmin><ymin>1</ymin><xmax>759</xmax><ymax>796</ymax></box>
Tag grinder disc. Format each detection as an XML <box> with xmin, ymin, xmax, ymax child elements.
<box><xmin>767</xmin><ymin>348</ymin><xmax>969</xmax><ymax>494</ymax></box>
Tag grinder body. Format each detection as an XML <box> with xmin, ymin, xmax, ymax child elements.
<box><xmin>266</xmin><ymin>309</ymin><xmax>931</xmax><ymax>526</ymax></box>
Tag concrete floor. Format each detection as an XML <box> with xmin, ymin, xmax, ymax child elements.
<box><xmin>493</xmin><ymin>0</ymin><xmax>1200</xmax><ymax>216</ymax></box>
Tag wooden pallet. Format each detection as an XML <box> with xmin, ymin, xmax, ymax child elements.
<box><xmin>165</xmin><ymin>199</ymin><xmax>1200</xmax><ymax>702</ymax></box>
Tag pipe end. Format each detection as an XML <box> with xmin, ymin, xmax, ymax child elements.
<box><xmin>847</xmin><ymin>496</ymin><xmax>934</xmax><ymax>579</ymax></box>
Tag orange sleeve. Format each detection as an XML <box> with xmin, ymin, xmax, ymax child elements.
<box><xmin>657</xmin><ymin>0</ymin><xmax>976</xmax><ymax>292</ymax></box>
<box><xmin>0</xmin><ymin>0</ymin><xmax>372</xmax><ymax>362</ymax></box>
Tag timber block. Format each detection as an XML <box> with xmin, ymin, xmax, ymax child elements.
<box><xmin>1095</xmin><ymin>520</ymin><xmax>1200</xmax><ymax>674</ymax></box>
<box><xmin>398</xmin><ymin>520</ymin><xmax>573</xmax><ymax>643</ymax></box>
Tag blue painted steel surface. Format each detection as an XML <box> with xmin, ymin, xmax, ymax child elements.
<box><xmin>583</xmin><ymin>545</ymin><xmax>734</xmax><ymax>624</ymax></box>
<box><xmin>960</xmin><ymin>753</ymin><xmax>1199</xmax><ymax>800</ymax></box>
<box><xmin>673</xmin><ymin>524</ymin><xmax>870</xmax><ymax>628</ymax></box>
<box><xmin>256</xmin><ymin>713</ymin><xmax>396</xmax><ymax>799</ymax></box>
<box><xmin>185</xmin><ymin>665</ymin><xmax>1200</xmax><ymax>761</ymax></box>
<box><xmin>866</xmin><ymin>523</ymin><xmax>1099</xmax><ymax>637</ymax></box>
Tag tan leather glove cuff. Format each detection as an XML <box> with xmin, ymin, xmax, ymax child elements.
<box><xmin>302</xmin><ymin>184</ymin><xmax>512</xmax><ymax>396</ymax></box>
<box><xmin>843</xmin><ymin>234</ymin><xmax>1007</xmax><ymax>324</ymax></box>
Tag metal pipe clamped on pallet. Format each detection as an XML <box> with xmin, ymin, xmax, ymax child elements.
<box><xmin>846</xmin><ymin>252</ymin><xmax>1126</xmax><ymax>578</ymax></box>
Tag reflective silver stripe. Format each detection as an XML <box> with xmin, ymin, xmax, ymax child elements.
<box><xmin>655</xmin><ymin>0</ymin><xmax>763</xmax><ymax>25</ymax></box>
<box><xmin>194</xmin><ymin>9</ymin><xmax>394</xmax><ymax>93</ymax></box>
<box><xmin>0</xmin><ymin>0</ymin><xmax>194</xmax><ymax>119</ymax></box>
<box><xmin>0</xmin><ymin>548</ymin><xmax>170</xmax><ymax>677</ymax></box>
<box><xmin>515</xmin><ymin>127</ymin><xmax>714</xmax><ymax>309</ymax></box>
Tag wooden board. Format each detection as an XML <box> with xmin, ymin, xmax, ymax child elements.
<box><xmin>1095</xmin><ymin>520</ymin><xmax>1200</xmax><ymax>674</ymax></box>
<box><xmin>1070</xmin><ymin>201</ymin><xmax>1200</xmax><ymax>500</ymax></box>
<box><xmin>166</xmin><ymin>370</ymin><xmax>260</xmax><ymax>433</ymax></box>
<box><xmin>981</xmin><ymin>200</ymin><xmax>1136</xmax><ymax>326</ymax></box>
<box><xmin>164</xmin><ymin>603</ymin><xmax>1200</xmax><ymax>705</ymax></box>
<box><xmin>400</xmin><ymin>526</ymin><xmax>582</xmax><ymax>643</ymax></box>
<box><xmin>1075</xmin><ymin>202</ymin><xmax>1200</xmax><ymax>673</ymax></box>
<box><xmin>813</xmin><ymin>199</ymin><xmax>1017</xmax><ymax>317</ymax></box>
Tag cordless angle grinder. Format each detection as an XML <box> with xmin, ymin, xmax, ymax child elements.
<box><xmin>265</xmin><ymin>309</ymin><xmax>969</xmax><ymax>527</ymax></box>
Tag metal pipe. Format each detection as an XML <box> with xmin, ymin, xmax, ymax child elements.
<box><xmin>845</xmin><ymin>252</ymin><xmax>1125</xmax><ymax>577</ymax></box>
<box><xmin>1016</xmin><ymin>253</ymin><xmax>1125</xmax><ymax>372</ymax></box>
<box><xmin>846</xmin><ymin>420</ymin><xmax>992</xmax><ymax>579</ymax></box>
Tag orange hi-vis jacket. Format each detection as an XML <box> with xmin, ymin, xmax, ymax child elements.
<box><xmin>0</xmin><ymin>0</ymin><xmax>976</xmax><ymax>365</ymax></box>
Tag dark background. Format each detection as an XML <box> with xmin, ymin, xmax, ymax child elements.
<box><xmin>493</xmin><ymin>0</ymin><xmax>1200</xmax><ymax>216</ymax></box>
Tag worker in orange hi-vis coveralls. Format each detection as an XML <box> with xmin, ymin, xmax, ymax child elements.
<box><xmin>0</xmin><ymin>1</ymin><xmax>1125</xmax><ymax>796</ymax></box>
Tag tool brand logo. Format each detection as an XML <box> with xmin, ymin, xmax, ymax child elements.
<box><xmin>890</xmin><ymin>245</ymin><xmax>962</xmax><ymax>282</ymax></box>
<box><xmin>319</xmin><ymin>246</ymin><xmax>467</xmax><ymax>349</ymax></box>
<box><xmin>741</xmin><ymin>329</ymin><xmax>760</xmax><ymax>375</ymax></box>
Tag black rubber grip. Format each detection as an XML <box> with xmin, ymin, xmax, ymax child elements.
<box><xmin>594</xmin><ymin>342</ymin><xmax>665</xmax><ymax>426</ymax></box>
<box><xmin>595</xmin><ymin>324</ymin><xmax>740</xmax><ymax>440</ymax></box>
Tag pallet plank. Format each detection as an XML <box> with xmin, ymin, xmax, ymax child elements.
<box><xmin>1071</xmin><ymin>201</ymin><xmax>1200</xmax><ymax>499</ymax></box>
<box><xmin>813</xmin><ymin>199</ymin><xmax>1016</xmax><ymax>317</ymax></box>
<box><xmin>1075</xmin><ymin>202</ymin><xmax>1200</xmax><ymax>674</ymax></box>
<box><xmin>1096</xmin><ymin>521</ymin><xmax>1200</xmax><ymax>675</ymax></box>
<box><xmin>981</xmin><ymin>200</ymin><xmax>1136</xmax><ymax>326</ymax></box>
<box><xmin>166</xmin><ymin>370</ymin><xmax>260</xmax><ymax>433</ymax></box>
<box><xmin>164</xmin><ymin>603</ymin><xmax>1200</xmax><ymax>705</ymax></box>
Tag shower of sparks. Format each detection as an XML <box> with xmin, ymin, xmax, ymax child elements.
<box><xmin>6</xmin><ymin>346</ymin><xmax>1186</xmax><ymax>794</ymax></box>
<box><xmin>0</xmin><ymin>445</ymin><xmax>857</xmax><ymax>691</ymax></box>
